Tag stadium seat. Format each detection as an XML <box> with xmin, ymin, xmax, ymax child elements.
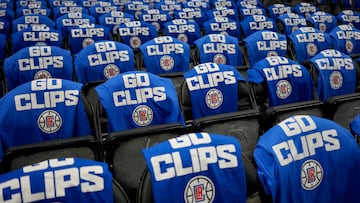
<box><xmin>307</xmin><ymin>11</ymin><xmax>338</xmax><ymax>33</ymax></box>
<box><xmin>137</xmin><ymin>151</ymin><xmax>261</xmax><ymax>203</ymax></box>
<box><xmin>98</xmin><ymin>11</ymin><xmax>135</xmax><ymax>41</ymax></box>
<box><xmin>180</xmin><ymin>62</ymin><xmax>261</xmax><ymax>161</ymax></box>
<box><xmin>106</xmin><ymin>123</ymin><xmax>187</xmax><ymax>203</ymax></box>
<box><xmin>239</xmin><ymin>14</ymin><xmax>277</xmax><ymax>40</ymax></box>
<box><xmin>138</xmin><ymin>9</ymin><xmax>172</xmax><ymax>35</ymax></box>
<box><xmin>139</xmin><ymin>132</ymin><xmax>252</xmax><ymax>203</ymax></box>
<box><xmin>255</xmin><ymin>115</ymin><xmax>360</xmax><ymax>203</ymax></box>
<box><xmin>276</xmin><ymin>13</ymin><xmax>308</xmax><ymax>36</ymax></box>
<box><xmin>0</xmin><ymin>79</ymin><xmax>97</xmax><ymax>162</ymax></box>
<box><xmin>247</xmin><ymin>56</ymin><xmax>325</xmax><ymax>130</ymax></box>
<box><xmin>203</xmin><ymin>16</ymin><xmax>242</xmax><ymax>41</ymax></box>
<box><xmin>329</xmin><ymin>24</ymin><xmax>360</xmax><ymax>58</ymax></box>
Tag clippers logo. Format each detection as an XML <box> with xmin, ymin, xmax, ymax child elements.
<box><xmin>276</xmin><ymin>80</ymin><xmax>292</xmax><ymax>99</ymax></box>
<box><xmin>34</xmin><ymin>70</ymin><xmax>52</xmax><ymax>79</ymax></box>
<box><xmin>38</xmin><ymin>110</ymin><xmax>62</xmax><ymax>133</ymax></box>
<box><xmin>160</xmin><ymin>55</ymin><xmax>174</xmax><ymax>71</ymax></box>
<box><xmin>206</xmin><ymin>89</ymin><xmax>223</xmax><ymax>109</ymax></box>
<box><xmin>178</xmin><ymin>33</ymin><xmax>188</xmax><ymax>43</ymax></box>
<box><xmin>104</xmin><ymin>64</ymin><xmax>120</xmax><ymax>79</ymax></box>
<box><xmin>301</xmin><ymin>159</ymin><xmax>323</xmax><ymax>190</ymax></box>
<box><xmin>213</xmin><ymin>54</ymin><xmax>226</xmax><ymax>64</ymax></box>
<box><xmin>267</xmin><ymin>51</ymin><xmax>278</xmax><ymax>57</ymax></box>
<box><xmin>329</xmin><ymin>71</ymin><xmax>343</xmax><ymax>89</ymax></box>
<box><xmin>184</xmin><ymin>176</ymin><xmax>215</xmax><ymax>203</ymax></box>
<box><xmin>346</xmin><ymin>40</ymin><xmax>354</xmax><ymax>53</ymax></box>
<box><xmin>132</xmin><ymin>105</ymin><xmax>153</xmax><ymax>126</ymax></box>
<box><xmin>82</xmin><ymin>38</ymin><xmax>95</xmax><ymax>48</ymax></box>
<box><xmin>152</xmin><ymin>22</ymin><xmax>160</xmax><ymax>31</ymax></box>
<box><xmin>130</xmin><ymin>36</ymin><xmax>141</xmax><ymax>48</ymax></box>
<box><xmin>306</xmin><ymin>43</ymin><xmax>317</xmax><ymax>56</ymax></box>
<box><xmin>319</xmin><ymin>23</ymin><xmax>326</xmax><ymax>32</ymax></box>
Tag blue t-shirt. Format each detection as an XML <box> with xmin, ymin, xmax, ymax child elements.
<box><xmin>247</xmin><ymin>56</ymin><xmax>314</xmax><ymax>107</ymax></box>
<box><xmin>98</xmin><ymin>11</ymin><xmax>134</xmax><ymax>35</ymax></box>
<box><xmin>173</xmin><ymin>8</ymin><xmax>208</xmax><ymax>28</ymax></box>
<box><xmin>329</xmin><ymin>25</ymin><xmax>360</xmax><ymax>56</ymax></box>
<box><xmin>139</xmin><ymin>9</ymin><xmax>172</xmax><ymax>32</ymax></box>
<box><xmin>164</xmin><ymin>19</ymin><xmax>201</xmax><ymax>46</ymax></box>
<box><xmin>55</xmin><ymin>12</ymin><xmax>96</xmax><ymax>38</ymax></box>
<box><xmin>11</xmin><ymin>25</ymin><xmax>63</xmax><ymax>54</ymax></box>
<box><xmin>309</xmin><ymin>49</ymin><xmax>356</xmax><ymax>101</ymax></box>
<box><xmin>142</xmin><ymin>132</ymin><xmax>247</xmax><ymax>203</ymax></box>
<box><xmin>118</xmin><ymin>20</ymin><xmax>158</xmax><ymax>49</ymax></box>
<box><xmin>194</xmin><ymin>34</ymin><xmax>244</xmax><ymax>66</ymax></box>
<box><xmin>53</xmin><ymin>5</ymin><xmax>89</xmax><ymax>19</ymax></box>
<box><xmin>244</xmin><ymin>30</ymin><xmax>287</xmax><ymax>66</ymax></box>
<box><xmin>240</xmin><ymin>14</ymin><xmax>277</xmax><ymax>39</ymax></box>
<box><xmin>74</xmin><ymin>40</ymin><xmax>135</xmax><ymax>83</ymax></box>
<box><xmin>203</xmin><ymin>16</ymin><xmax>241</xmax><ymax>40</ymax></box>
<box><xmin>95</xmin><ymin>71</ymin><xmax>186</xmax><ymax>133</ymax></box>
<box><xmin>267</xmin><ymin>3</ymin><xmax>292</xmax><ymax>20</ymax></box>
<box><xmin>255</xmin><ymin>115</ymin><xmax>360</xmax><ymax>203</ymax></box>
<box><xmin>0</xmin><ymin>158</ymin><xmax>113</xmax><ymax>203</ymax></box>
<box><xmin>206</xmin><ymin>6</ymin><xmax>238</xmax><ymax>21</ymax></box>
<box><xmin>139</xmin><ymin>36</ymin><xmax>190</xmax><ymax>74</ymax></box>
<box><xmin>16</xmin><ymin>7</ymin><xmax>51</xmax><ymax>18</ymax></box>
<box><xmin>277</xmin><ymin>13</ymin><xmax>308</xmax><ymax>36</ymax></box>
<box><xmin>12</xmin><ymin>14</ymin><xmax>55</xmax><ymax>33</ymax></box>
<box><xmin>4</xmin><ymin>45</ymin><xmax>73</xmax><ymax>91</ymax></box>
<box><xmin>88</xmin><ymin>4</ymin><xmax>120</xmax><ymax>21</ymax></box>
<box><xmin>288</xmin><ymin>27</ymin><xmax>333</xmax><ymax>63</ymax></box>
<box><xmin>292</xmin><ymin>2</ymin><xmax>318</xmax><ymax>19</ymax></box>
<box><xmin>307</xmin><ymin>11</ymin><xmax>338</xmax><ymax>33</ymax></box>
<box><xmin>0</xmin><ymin>79</ymin><xmax>93</xmax><ymax>159</ymax></box>
<box><xmin>184</xmin><ymin>62</ymin><xmax>245</xmax><ymax>119</ymax></box>
<box><xmin>238</xmin><ymin>5</ymin><xmax>266</xmax><ymax>20</ymax></box>
<box><xmin>68</xmin><ymin>24</ymin><xmax>111</xmax><ymax>55</ymax></box>
<box><xmin>337</xmin><ymin>10</ymin><xmax>360</xmax><ymax>29</ymax></box>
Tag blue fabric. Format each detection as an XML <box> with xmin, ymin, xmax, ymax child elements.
<box><xmin>164</xmin><ymin>19</ymin><xmax>201</xmax><ymax>46</ymax></box>
<box><xmin>0</xmin><ymin>79</ymin><xmax>92</xmax><ymax>159</ymax></box>
<box><xmin>55</xmin><ymin>12</ymin><xmax>96</xmax><ymax>37</ymax></box>
<box><xmin>118</xmin><ymin>21</ymin><xmax>158</xmax><ymax>49</ymax></box>
<box><xmin>240</xmin><ymin>15</ymin><xmax>277</xmax><ymax>38</ymax></box>
<box><xmin>247</xmin><ymin>56</ymin><xmax>314</xmax><ymax>107</ymax></box>
<box><xmin>11</xmin><ymin>26</ymin><xmax>63</xmax><ymax>54</ymax></box>
<box><xmin>142</xmin><ymin>132</ymin><xmax>247</xmax><ymax>203</ymax></box>
<box><xmin>288</xmin><ymin>27</ymin><xmax>333</xmax><ymax>63</ymax></box>
<box><xmin>307</xmin><ymin>11</ymin><xmax>338</xmax><ymax>33</ymax></box>
<box><xmin>173</xmin><ymin>8</ymin><xmax>208</xmax><ymax>28</ymax></box>
<box><xmin>194</xmin><ymin>34</ymin><xmax>244</xmax><ymax>66</ymax></box>
<box><xmin>206</xmin><ymin>7</ymin><xmax>238</xmax><ymax>21</ymax></box>
<box><xmin>74</xmin><ymin>40</ymin><xmax>135</xmax><ymax>83</ymax></box>
<box><xmin>12</xmin><ymin>14</ymin><xmax>54</xmax><ymax>33</ymax></box>
<box><xmin>98</xmin><ymin>11</ymin><xmax>134</xmax><ymax>35</ymax></box>
<box><xmin>0</xmin><ymin>158</ymin><xmax>113</xmax><ymax>203</ymax></box>
<box><xmin>292</xmin><ymin>2</ymin><xmax>318</xmax><ymax>19</ymax></box>
<box><xmin>139</xmin><ymin>9</ymin><xmax>172</xmax><ymax>32</ymax></box>
<box><xmin>337</xmin><ymin>10</ymin><xmax>360</xmax><ymax>29</ymax></box>
<box><xmin>68</xmin><ymin>24</ymin><xmax>111</xmax><ymax>55</ymax></box>
<box><xmin>329</xmin><ymin>25</ymin><xmax>360</xmax><ymax>55</ymax></box>
<box><xmin>4</xmin><ymin>45</ymin><xmax>73</xmax><ymax>91</ymax></box>
<box><xmin>203</xmin><ymin>16</ymin><xmax>241</xmax><ymax>40</ymax></box>
<box><xmin>255</xmin><ymin>115</ymin><xmax>360</xmax><ymax>203</ymax></box>
<box><xmin>277</xmin><ymin>13</ymin><xmax>307</xmax><ymax>36</ymax></box>
<box><xmin>267</xmin><ymin>3</ymin><xmax>292</xmax><ymax>20</ymax></box>
<box><xmin>53</xmin><ymin>6</ymin><xmax>89</xmax><ymax>19</ymax></box>
<box><xmin>16</xmin><ymin>7</ymin><xmax>51</xmax><ymax>18</ymax></box>
<box><xmin>88</xmin><ymin>4</ymin><xmax>120</xmax><ymax>21</ymax></box>
<box><xmin>140</xmin><ymin>36</ymin><xmax>190</xmax><ymax>74</ymax></box>
<box><xmin>95</xmin><ymin>71</ymin><xmax>185</xmax><ymax>133</ymax></box>
<box><xmin>238</xmin><ymin>5</ymin><xmax>266</xmax><ymax>20</ymax></box>
<box><xmin>244</xmin><ymin>30</ymin><xmax>287</xmax><ymax>66</ymax></box>
<box><xmin>184</xmin><ymin>63</ymin><xmax>245</xmax><ymax>119</ymax></box>
<box><xmin>309</xmin><ymin>49</ymin><xmax>356</xmax><ymax>101</ymax></box>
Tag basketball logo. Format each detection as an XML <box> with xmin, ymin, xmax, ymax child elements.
<box><xmin>267</xmin><ymin>51</ymin><xmax>278</xmax><ymax>57</ymax></box>
<box><xmin>346</xmin><ymin>40</ymin><xmax>354</xmax><ymax>53</ymax></box>
<box><xmin>206</xmin><ymin>89</ymin><xmax>223</xmax><ymax>109</ymax></box>
<box><xmin>276</xmin><ymin>80</ymin><xmax>292</xmax><ymax>99</ymax></box>
<box><xmin>177</xmin><ymin>33</ymin><xmax>188</xmax><ymax>43</ymax></box>
<box><xmin>130</xmin><ymin>36</ymin><xmax>141</xmax><ymax>48</ymax></box>
<box><xmin>184</xmin><ymin>176</ymin><xmax>215</xmax><ymax>203</ymax></box>
<box><xmin>82</xmin><ymin>38</ymin><xmax>95</xmax><ymax>48</ymax></box>
<box><xmin>329</xmin><ymin>71</ymin><xmax>343</xmax><ymax>89</ymax></box>
<box><xmin>306</xmin><ymin>43</ymin><xmax>317</xmax><ymax>56</ymax></box>
<box><xmin>213</xmin><ymin>54</ymin><xmax>226</xmax><ymax>64</ymax></box>
<box><xmin>160</xmin><ymin>55</ymin><xmax>175</xmax><ymax>71</ymax></box>
<box><xmin>38</xmin><ymin>110</ymin><xmax>62</xmax><ymax>133</ymax></box>
<box><xmin>34</xmin><ymin>70</ymin><xmax>52</xmax><ymax>79</ymax></box>
<box><xmin>132</xmin><ymin>105</ymin><xmax>153</xmax><ymax>126</ymax></box>
<box><xmin>319</xmin><ymin>23</ymin><xmax>327</xmax><ymax>32</ymax></box>
<box><xmin>301</xmin><ymin>159</ymin><xmax>323</xmax><ymax>190</ymax></box>
<box><xmin>104</xmin><ymin>64</ymin><xmax>120</xmax><ymax>79</ymax></box>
